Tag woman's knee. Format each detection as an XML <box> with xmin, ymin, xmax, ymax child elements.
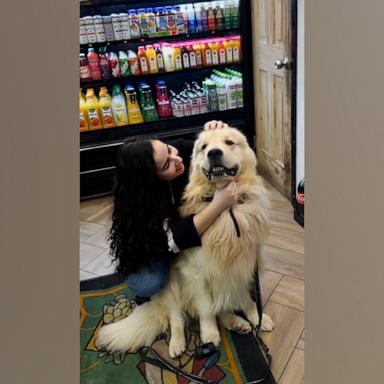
<box><xmin>126</xmin><ymin>263</ymin><xmax>170</xmax><ymax>297</ymax></box>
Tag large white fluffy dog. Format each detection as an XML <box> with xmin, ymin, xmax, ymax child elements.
<box><xmin>96</xmin><ymin>127</ymin><xmax>274</xmax><ymax>358</ymax></box>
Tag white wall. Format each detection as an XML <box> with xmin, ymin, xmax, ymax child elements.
<box><xmin>296</xmin><ymin>0</ymin><xmax>305</xmax><ymax>187</ymax></box>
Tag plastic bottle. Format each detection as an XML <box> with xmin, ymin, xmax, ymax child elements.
<box><xmin>79</xmin><ymin>89</ymin><xmax>89</xmax><ymax>132</ymax></box>
<box><xmin>224</xmin><ymin>39</ymin><xmax>233</xmax><ymax>63</ymax></box>
<box><xmin>181</xmin><ymin>44</ymin><xmax>190</xmax><ymax>68</ymax></box>
<box><xmin>98</xmin><ymin>87</ymin><xmax>115</xmax><ymax>128</ymax></box>
<box><xmin>128</xmin><ymin>10</ymin><xmax>141</xmax><ymax>38</ymax></box>
<box><xmin>138</xmin><ymin>83</ymin><xmax>158</xmax><ymax>122</ymax></box>
<box><xmin>79</xmin><ymin>53</ymin><xmax>91</xmax><ymax>80</ymax></box>
<box><xmin>119</xmin><ymin>13</ymin><xmax>131</xmax><ymax>40</ymax></box>
<box><xmin>215</xmin><ymin>3</ymin><xmax>224</xmax><ymax>30</ymax></box>
<box><xmin>225</xmin><ymin>75</ymin><xmax>238</xmax><ymax>109</ymax></box>
<box><xmin>108</xmin><ymin>51</ymin><xmax>121</xmax><ymax>77</ymax></box>
<box><xmin>119</xmin><ymin>51</ymin><xmax>131</xmax><ymax>77</ymax></box>
<box><xmin>137</xmin><ymin>46</ymin><xmax>149</xmax><ymax>74</ymax></box>
<box><xmin>146</xmin><ymin>8</ymin><xmax>157</xmax><ymax>37</ymax></box>
<box><xmin>186</xmin><ymin>3</ymin><xmax>196</xmax><ymax>33</ymax></box>
<box><xmin>201</xmin><ymin>42</ymin><xmax>212</xmax><ymax>66</ymax></box>
<box><xmin>155</xmin><ymin>7</ymin><xmax>168</xmax><ymax>35</ymax></box>
<box><xmin>198</xmin><ymin>89</ymin><xmax>209</xmax><ymax>113</ymax></box>
<box><xmin>87</xmin><ymin>48</ymin><xmax>102</xmax><ymax>80</ymax></box>
<box><xmin>209</xmin><ymin>40</ymin><xmax>219</xmax><ymax>65</ymax></box>
<box><xmin>216</xmin><ymin>82</ymin><xmax>228</xmax><ymax>111</ymax></box>
<box><xmin>207</xmin><ymin>6</ymin><xmax>216</xmax><ymax>31</ymax></box>
<box><xmin>93</xmin><ymin>15</ymin><xmax>106</xmax><ymax>43</ymax></box>
<box><xmin>181</xmin><ymin>5</ymin><xmax>190</xmax><ymax>33</ymax></box>
<box><xmin>200</xmin><ymin>4</ymin><xmax>208</xmax><ymax>32</ymax></box>
<box><xmin>162</xmin><ymin>43</ymin><xmax>175</xmax><ymax>72</ymax></box>
<box><xmin>154</xmin><ymin>44</ymin><xmax>165</xmax><ymax>72</ymax></box>
<box><xmin>173</xmin><ymin>44</ymin><xmax>183</xmax><ymax>70</ymax></box>
<box><xmin>193</xmin><ymin>42</ymin><xmax>203</xmax><ymax>66</ymax></box>
<box><xmin>111</xmin><ymin>85</ymin><xmax>128</xmax><ymax>126</ymax></box>
<box><xmin>217</xmin><ymin>39</ymin><xmax>226</xmax><ymax>64</ymax></box>
<box><xmin>223</xmin><ymin>3</ymin><xmax>232</xmax><ymax>29</ymax></box>
<box><xmin>203</xmin><ymin>79</ymin><xmax>219</xmax><ymax>112</ymax></box>
<box><xmin>231</xmin><ymin>0</ymin><xmax>240</xmax><ymax>28</ymax></box>
<box><xmin>79</xmin><ymin>18</ymin><xmax>88</xmax><ymax>45</ymax></box>
<box><xmin>187</xmin><ymin>45</ymin><xmax>197</xmax><ymax>68</ymax></box>
<box><xmin>124</xmin><ymin>85</ymin><xmax>144</xmax><ymax>124</ymax></box>
<box><xmin>194</xmin><ymin>3</ymin><xmax>202</xmax><ymax>32</ymax></box>
<box><xmin>174</xmin><ymin>5</ymin><xmax>185</xmax><ymax>35</ymax></box>
<box><xmin>111</xmin><ymin>14</ymin><xmax>123</xmax><ymax>41</ymax></box>
<box><xmin>165</xmin><ymin>6</ymin><xmax>176</xmax><ymax>35</ymax></box>
<box><xmin>127</xmin><ymin>50</ymin><xmax>140</xmax><ymax>75</ymax></box>
<box><xmin>137</xmin><ymin>8</ymin><xmax>148</xmax><ymax>37</ymax></box>
<box><xmin>144</xmin><ymin>45</ymin><xmax>158</xmax><ymax>74</ymax></box>
<box><xmin>84</xmin><ymin>16</ymin><xmax>97</xmax><ymax>43</ymax></box>
<box><xmin>85</xmin><ymin>88</ymin><xmax>102</xmax><ymax>130</ymax></box>
<box><xmin>155</xmin><ymin>81</ymin><xmax>172</xmax><ymax>117</ymax></box>
<box><xmin>102</xmin><ymin>16</ymin><xmax>115</xmax><ymax>42</ymax></box>
<box><xmin>97</xmin><ymin>47</ymin><xmax>111</xmax><ymax>79</ymax></box>
<box><xmin>232</xmin><ymin>36</ymin><xmax>241</xmax><ymax>62</ymax></box>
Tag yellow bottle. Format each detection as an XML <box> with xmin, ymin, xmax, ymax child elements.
<box><xmin>223</xmin><ymin>39</ymin><xmax>233</xmax><ymax>63</ymax></box>
<box><xmin>98</xmin><ymin>88</ymin><xmax>115</xmax><ymax>128</ymax></box>
<box><xmin>85</xmin><ymin>88</ymin><xmax>102</xmax><ymax>130</ymax></box>
<box><xmin>124</xmin><ymin>86</ymin><xmax>144</xmax><ymax>125</ymax></box>
<box><xmin>173</xmin><ymin>44</ymin><xmax>182</xmax><ymax>70</ymax></box>
<box><xmin>145</xmin><ymin>44</ymin><xmax>158</xmax><ymax>74</ymax></box>
<box><xmin>231</xmin><ymin>36</ymin><xmax>241</xmax><ymax>63</ymax></box>
<box><xmin>79</xmin><ymin>89</ymin><xmax>89</xmax><ymax>132</ymax></box>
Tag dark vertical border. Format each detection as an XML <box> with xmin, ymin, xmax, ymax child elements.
<box><xmin>290</xmin><ymin>0</ymin><xmax>303</xmax><ymax>227</ymax></box>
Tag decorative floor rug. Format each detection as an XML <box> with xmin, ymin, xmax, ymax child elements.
<box><xmin>80</xmin><ymin>274</ymin><xmax>276</xmax><ymax>384</ymax></box>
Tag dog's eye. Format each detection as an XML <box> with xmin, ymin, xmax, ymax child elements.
<box><xmin>201</xmin><ymin>144</ymin><xmax>207</xmax><ymax>150</ymax></box>
<box><xmin>225</xmin><ymin>140</ymin><xmax>235</xmax><ymax>146</ymax></box>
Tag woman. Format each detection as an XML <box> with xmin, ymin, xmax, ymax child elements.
<box><xmin>109</xmin><ymin>120</ymin><xmax>238</xmax><ymax>300</ymax></box>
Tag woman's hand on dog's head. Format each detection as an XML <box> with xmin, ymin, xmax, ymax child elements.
<box><xmin>204</xmin><ymin>120</ymin><xmax>229</xmax><ymax>131</ymax></box>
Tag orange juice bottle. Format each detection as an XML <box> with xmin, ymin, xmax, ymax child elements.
<box><xmin>145</xmin><ymin>44</ymin><xmax>158</xmax><ymax>74</ymax></box>
<box><xmin>173</xmin><ymin>44</ymin><xmax>183</xmax><ymax>70</ymax></box>
<box><xmin>223</xmin><ymin>38</ymin><xmax>233</xmax><ymax>63</ymax></box>
<box><xmin>217</xmin><ymin>39</ymin><xmax>226</xmax><ymax>64</ymax></box>
<box><xmin>232</xmin><ymin>36</ymin><xmax>241</xmax><ymax>62</ymax></box>
<box><xmin>201</xmin><ymin>42</ymin><xmax>212</xmax><ymax>66</ymax></box>
<box><xmin>192</xmin><ymin>42</ymin><xmax>203</xmax><ymax>66</ymax></box>
<box><xmin>79</xmin><ymin>89</ymin><xmax>89</xmax><ymax>132</ymax></box>
<box><xmin>85</xmin><ymin>88</ymin><xmax>102</xmax><ymax>130</ymax></box>
<box><xmin>137</xmin><ymin>46</ymin><xmax>149</xmax><ymax>74</ymax></box>
<box><xmin>98</xmin><ymin>87</ymin><xmax>115</xmax><ymax>128</ymax></box>
<box><xmin>209</xmin><ymin>40</ymin><xmax>219</xmax><ymax>65</ymax></box>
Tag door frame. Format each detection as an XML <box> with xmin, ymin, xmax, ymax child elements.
<box><xmin>290</xmin><ymin>0</ymin><xmax>304</xmax><ymax>226</ymax></box>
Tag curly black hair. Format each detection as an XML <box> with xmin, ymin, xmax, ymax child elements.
<box><xmin>109</xmin><ymin>136</ymin><xmax>170</xmax><ymax>277</ymax></box>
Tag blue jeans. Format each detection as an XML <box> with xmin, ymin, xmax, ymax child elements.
<box><xmin>125</xmin><ymin>255</ymin><xmax>170</xmax><ymax>297</ymax></box>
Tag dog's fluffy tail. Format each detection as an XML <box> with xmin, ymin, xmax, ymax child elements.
<box><xmin>95</xmin><ymin>301</ymin><xmax>168</xmax><ymax>353</ymax></box>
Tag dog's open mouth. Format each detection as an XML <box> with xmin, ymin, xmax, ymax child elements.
<box><xmin>203</xmin><ymin>165</ymin><xmax>238</xmax><ymax>180</ymax></box>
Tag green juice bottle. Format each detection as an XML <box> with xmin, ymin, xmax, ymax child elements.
<box><xmin>138</xmin><ymin>83</ymin><xmax>158</xmax><ymax>122</ymax></box>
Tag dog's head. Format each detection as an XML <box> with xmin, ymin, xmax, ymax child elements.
<box><xmin>191</xmin><ymin>127</ymin><xmax>257</xmax><ymax>184</ymax></box>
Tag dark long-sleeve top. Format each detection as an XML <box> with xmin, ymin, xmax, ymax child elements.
<box><xmin>161</xmin><ymin>138</ymin><xmax>202</xmax><ymax>254</ymax></box>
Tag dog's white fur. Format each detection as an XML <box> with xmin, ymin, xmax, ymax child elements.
<box><xmin>96</xmin><ymin>127</ymin><xmax>274</xmax><ymax>357</ymax></box>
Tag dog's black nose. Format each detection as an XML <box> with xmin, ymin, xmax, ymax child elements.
<box><xmin>207</xmin><ymin>148</ymin><xmax>223</xmax><ymax>161</ymax></box>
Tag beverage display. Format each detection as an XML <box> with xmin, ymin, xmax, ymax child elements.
<box><xmin>79</xmin><ymin>1</ymin><xmax>240</xmax><ymax>43</ymax></box>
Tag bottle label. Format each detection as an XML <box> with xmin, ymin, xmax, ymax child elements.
<box><xmin>120</xmin><ymin>59</ymin><xmax>130</xmax><ymax>76</ymax></box>
<box><xmin>191</xmin><ymin>98</ymin><xmax>199</xmax><ymax>114</ymax></box>
<box><xmin>233</xmin><ymin>46</ymin><xmax>240</xmax><ymax>62</ymax></box>
<box><xmin>87</xmin><ymin>108</ymin><xmax>100</xmax><ymax>128</ymax></box>
<box><xmin>140</xmin><ymin>57</ymin><xmax>149</xmax><ymax>72</ymax></box>
<box><xmin>110</xmin><ymin>60</ymin><xmax>121</xmax><ymax>77</ymax></box>
<box><xmin>148</xmin><ymin>16</ymin><xmax>157</xmax><ymax>34</ymax></box>
<box><xmin>79</xmin><ymin>111</ymin><xmax>87</xmax><ymax>128</ymax></box>
<box><xmin>101</xmin><ymin>106</ymin><xmax>114</xmax><ymax>126</ymax></box>
<box><xmin>189</xmin><ymin>51</ymin><xmax>197</xmax><ymax>67</ymax></box>
<box><xmin>219</xmin><ymin>48</ymin><xmax>226</xmax><ymax>63</ymax></box>
<box><xmin>111</xmin><ymin>20</ymin><xmax>123</xmax><ymax>40</ymax></box>
<box><xmin>175</xmin><ymin>55</ymin><xmax>183</xmax><ymax>69</ymax></box>
<box><xmin>80</xmin><ymin>65</ymin><xmax>91</xmax><ymax>79</ymax></box>
<box><xmin>205</xmin><ymin>50</ymin><xmax>212</xmax><ymax>65</ymax></box>
<box><xmin>149</xmin><ymin>56</ymin><xmax>157</xmax><ymax>71</ymax></box>
<box><xmin>129</xmin><ymin>19</ymin><xmax>141</xmax><ymax>38</ymax></box>
<box><xmin>156</xmin><ymin>53</ymin><xmax>164</xmax><ymax>69</ymax></box>
<box><xmin>199</xmin><ymin>94</ymin><xmax>209</xmax><ymax>113</ymax></box>
<box><xmin>157</xmin><ymin>15</ymin><xmax>168</xmax><ymax>32</ymax></box>
<box><xmin>176</xmin><ymin>15</ymin><xmax>185</xmax><ymax>33</ymax></box>
<box><xmin>182</xmin><ymin>53</ymin><xmax>190</xmax><ymax>68</ymax></box>
<box><xmin>120</xmin><ymin>21</ymin><xmax>131</xmax><ymax>39</ymax></box>
<box><xmin>226</xmin><ymin>47</ymin><xmax>233</xmax><ymax>62</ymax></box>
<box><xmin>175</xmin><ymin>103</ymin><xmax>184</xmax><ymax>117</ymax></box>
<box><xmin>183</xmin><ymin>101</ymin><xmax>191</xmax><ymax>115</ymax></box>
<box><xmin>129</xmin><ymin>58</ymin><xmax>140</xmax><ymax>75</ymax></box>
<box><xmin>211</xmin><ymin>50</ymin><xmax>219</xmax><ymax>65</ymax></box>
<box><xmin>195</xmin><ymin>50</ymin><xmax>202</xmax><ymax>66</ymax></box>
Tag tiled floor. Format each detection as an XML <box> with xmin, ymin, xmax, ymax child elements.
<box><xmin>80</xmin><ymin>181</ymin><xmax>304</xmax><ymax>383</ymax></box>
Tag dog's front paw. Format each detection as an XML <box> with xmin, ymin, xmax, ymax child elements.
<box><xmin>168</xmin><ymin>334</ymin><xmax>186</xmax><ymax>358</ymax></box>
<box><xmin>260</xmin><ymin>313</ymin><xmax>274</xmax><ymax>332</ymax></box>
<box><xmin>200</xmin><ymin>328</ymin><xmax>221</xmax><ymax>347</ymax></box>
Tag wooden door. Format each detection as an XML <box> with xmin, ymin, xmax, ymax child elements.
<box><xmin>252</xmin><ymin>0</ymin><xmax>292</xmax><ymax>198</ymax></box>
